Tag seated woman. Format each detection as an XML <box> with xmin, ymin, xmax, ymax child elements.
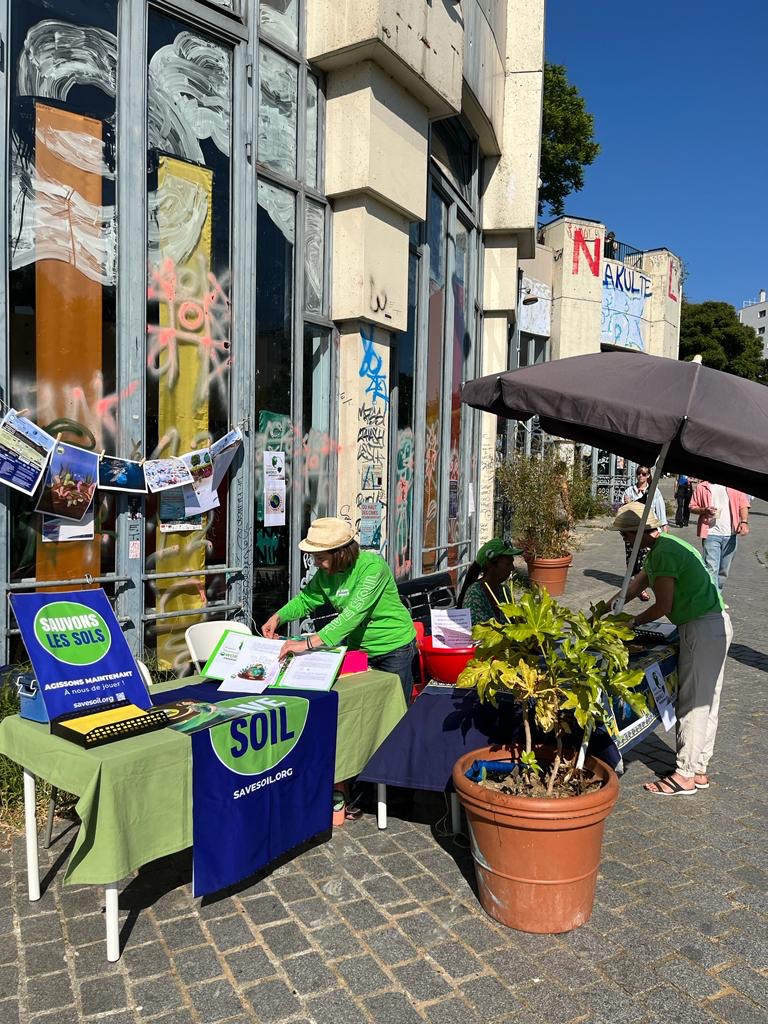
<box><xmin>458</xmin><ymin>538</ymin><xmax>522</xmax><ymax>625</ymax></box>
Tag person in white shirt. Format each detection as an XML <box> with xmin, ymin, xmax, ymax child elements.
<box><xmin>620</xmin><ymin>466</ymin><xmax>668</xmax><ymax>601</ymax></box>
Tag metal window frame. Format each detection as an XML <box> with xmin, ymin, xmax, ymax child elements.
<box><xmin>1</xmin><ymin>0</ymin><xmax>331</xmax><ymax>657</ymax></box>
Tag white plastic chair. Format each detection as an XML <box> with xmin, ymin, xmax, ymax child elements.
<box><xmin>185</xmin><ymin>620</ymin><xmax>252</xmax><ymax>673</ymax></box>
<box><xmin>135</xmin><ymin>658</ymin><xmax>154</xmax><ymax>689</ymax></box>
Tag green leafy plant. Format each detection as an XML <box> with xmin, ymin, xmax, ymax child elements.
<box><xmin>568</xmin><ymin>462</ymin><xmax>611</xmax><ymax>521</ymax></box>
<box><xmin>495</xmin><ymin>452</ymin><xmax>575</xmax><ymax>559</ymax></box>
<box><xmin>457</xmin><ymin>587</ymin><xmax>648</xmax><ymax>797</ymax></box>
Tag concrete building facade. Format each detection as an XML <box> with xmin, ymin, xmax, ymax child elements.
<box><xmin>739</xmin><ymin>289</ymin><xmax>768</xmax><ymax>357</ymax></box>
<box><xmin>0</xmin><ymin>0</ymin><xmax>545</xmax><ymax>666</ymax></box>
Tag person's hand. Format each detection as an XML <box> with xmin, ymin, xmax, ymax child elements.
<box><xmin>278</xmin><ymin>638</ymin><xmax>307</xmax><ymax>661</ymax></box>
<box><xmin>737</xmin><ymin>521</ymin><xmax>750</xmax><ymax>536</ymax></box>
<box><xmin>262</xmin><ymin>613</ymin><xmax>280</xmax><ymax>638</ymax></box>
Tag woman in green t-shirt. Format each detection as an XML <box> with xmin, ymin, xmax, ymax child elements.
<box><xmin>261</xmin><ymin>517</ymin><xmax>417</xmax><ymax>703</ymax></box>
<box><xmin>609</xmin><ymin>501</ymin><xmax>732</xmax><ymax>797</ymax></box>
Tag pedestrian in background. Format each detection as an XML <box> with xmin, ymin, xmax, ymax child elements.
<box><xmin>674</xmin><ymin>473</ymin><xmax>693</xmax><ymax>527</ymax></box>
<box><xmin>689</xmin><ymin>481</ymin><xmax>750</xmax><ymax>592</ymax></box>
<box><xmin>621</xmin><ymin>466</ymin><xmax>668</xmax><ymax>600</ymax></box>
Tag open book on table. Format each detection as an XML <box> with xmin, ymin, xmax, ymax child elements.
<box><xmin>202</xmin><ymin>630</ymin><xmax>347</xmax><ymax>693</ymax></box>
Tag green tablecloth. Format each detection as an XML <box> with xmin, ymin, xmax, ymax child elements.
<box><xmin>0</xmin><ymin>670</ymin><xmax>405</xmax><ymax>886</ymax></box>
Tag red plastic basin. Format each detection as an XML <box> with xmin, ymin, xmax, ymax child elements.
<box><xmin>417</xmin><ymin>635</ymin><xmax>477</xmax><ymax>684</ymax></box>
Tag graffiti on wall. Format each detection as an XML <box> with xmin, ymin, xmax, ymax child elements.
<box><xmin>393</xmin><ymin>427</ymin><xmax>413</xmax><ymax>579</ymax></box>
<box><xmin>570</xmin><ymin>226</ymin><xmax>602</xmax><ymax>277</ymax></box>
<box><xmin>359</xmin><ymin>325</ymin><xmax>389</xmax><ymax>406</ymax></box>
<box><xmin>600</xmin><ymin>264</ymin><xmax>652</xmax><ymax>350</ymax></box>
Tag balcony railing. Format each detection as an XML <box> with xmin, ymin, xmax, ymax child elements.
<box><xmin>603</xmin><ymin>239</ymin><xmax>644</xmax><ymax>267</ymax></box>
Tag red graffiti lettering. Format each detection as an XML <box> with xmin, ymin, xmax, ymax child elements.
<box><xmin>572</xmin><ymin>228</ymin><xmax>601</xmax><ymax>277</ymax></box>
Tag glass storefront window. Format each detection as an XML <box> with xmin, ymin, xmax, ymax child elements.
<box><xmin>7</xmin><ymin>0</ymin><xmax>119</xmax><ymax>590</ymax></box>
<box><xmin>258</xmin><ymin>46</ymin><xmax>298</xmax><ymax>177</ymax></box>
<box><xmin>423</xmin><ymin>188</ymin><xmax>448</xmax><ymax>573</ymax></box>
<box><xmin>304</xmin><ymin>200</ymin><xmax>325</xmax><ymax>314</ymax></box>
<box><xmin>305</xmin><ymin>74</ymin><xmax>319</xmax><ymax>188</ymax></box>
<box><xmin>448</xmin><ymin>220</ymin><xmax>469</xmax><ymax>551</ymax></box>
<box><xmin>145</xmin><ymin>10</ymin><xmax>233</xmax><ymax>668</ymax></box>
<box><xmin>259</xmin><ymin>0</ymin><xmax>299</xmax><ymax>51</ymax></box>
<box><xmin>393</xmin><ymin>250</ymin><xmax>418</xmax><ymax>579</ymax></box>
<box><xmin>253</xmin><ymin>179</ymin><xmax>296</xmax><ymax>623</ymax></box>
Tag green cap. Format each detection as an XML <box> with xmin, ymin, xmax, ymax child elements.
<box><xmin>476</xmin><ymin>538</ymin><xmax>523</xmax><ymax>568</ymax></box>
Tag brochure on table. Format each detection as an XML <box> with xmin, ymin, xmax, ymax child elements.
<box><xmin>202</xmin><ymin>630</ymin><xmax>347</xmax><ymax>693</ymax></box>
<box><xmin>10</xmin><ymin>588</ymin><xmax>151</xmax><ymax>721</ymax></box>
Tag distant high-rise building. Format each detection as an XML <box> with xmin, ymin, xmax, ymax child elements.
<box><xmin>739</xmin><ymin>289</ymin><xmax>768</xmax><ymax>357</ymax></box>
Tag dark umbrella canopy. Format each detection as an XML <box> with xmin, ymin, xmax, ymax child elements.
<box><xmin>462</xmin><ymin>350</ymin><xmax>768</xmax><ymax>500</ymax></box>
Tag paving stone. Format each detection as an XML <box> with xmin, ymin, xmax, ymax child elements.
<box><xmin>706</xmin><ymin>994</ymin><xmax>767</xmax><ymax>1024</ymax></box>
<box><xmin>260</xmin><ymin>921</ymin><xmax>310</xmax><ymax>956</ymax></box>
<box><xmin>423</xmin><ymin>999</ymin><xmax>484</xmax><ymax>1024</ymax></box>
<box><xmin>338</xmin><ymin>899</ymin><xmax>388</xmax><ymax>931</ymax></box>
<box><xmin>22</xmin><ymin>941</ymin><xmax>67</xmax><ymax>978</ymax></box>
<box><xmin>365</xmin><ymin>991</ymin><xmax>424</xmax><ymax>1024</ymax></box>
<box><xmin>79</xmin><ymin>974</ymin><xmax>127</xmax><ymax>1017</ymax></box>
<box><xmin>306</xmin><ymin>990</ymin><xmax>369</xmax><ymax>1024</ymax></box>
<box><xmin>0</xmin><ymin>999</ymin><xmax>19</xmax><ymax>1024</ymax></box>
<box><xmin>394</xmin><ymin>960</ymin><xmax>452</xmax><ymax>1001</ymax></box>
<box><xmin>655</xmin><ymin>956</ymin><xmax>723</xmax><ymax>998</ymax></box>
<box><xmin>428</xmin><ymin>941</ymin><xmax>485</xmax><ymax>980</ymax></box>
<box><xmin>270</xmin><ymin>874</ymin><xmax>317</xmax><ymax>903</ymax></box>
<box><xmin>281</xmin><ymin>951</ymin><xmax>336</xmax><ymax>995</ymax></box>
<box><xmin>0</xmin><ymin>936</ymin><xmax>16</xmax><ymax>966</ymax></box>
<box><xmin>26</xmin><ymin>971</ymin><xmax>75</xmax><ymax>1014</ymax></box>
<box><xmin>19</xmin><ymin>915</ymin><xmax>64</xmax><ymax>946</ymax></box>
<box><xmin>0</xmin><ymin>966</ymin><xmax>15</xmax><ymax>1000</ymax></box>
<box><xmin>224</xmin><ymin>946</ymin><xmax>275</xmax><ymax>986</ymax></box>
<box><xmin>403</xmin><ymin>873</ymin><xmax>450</xmax><ymax>903</ymax></box>
<box><xmin>131</xmin><ymin>975</ymin><xmax>186</xmax><ymax>1016</ymax></box>
<box><xmin>206</xmin><ymin>913</ymin><xmax>255</xmax><ymax>952</ymax></box>
<box><xmin>158</xmin><ymin>915</ymin><xmax>207</xmax><ymax>951</ymax></box>
<box><xmin>375</xmin><ymin>853</ymin><xmax>422</xmax><ymax>879</ymax></box>
<box><xmin>311</xmin><ymin>922</ymin><xmax>364</xmax><ymax>959</ymax></box>
<box><xmin>640</xmin><ymin>984</ymin><xmax>719</xmax><ymax>1024</ymax></box>
<box><xmin>451</xmin><ymin>916</ymin><xmax>506</xmax><ymax>954</ymax></box>
<box><xmin>714</xmin><ymin>966</ymin><xmax>768</xmax><ymax>1009</ymax></box>
<box><xmin>462</xmin><ymin>975</ymin><xmax>523</xmax><ymax>1017</ymax></box>
<box><xmin>516</xmin><ymin>979</ymin><xmax>586</xmax><ymax>1024</ymax></box>
<box><xmin>244</xmin><ymin>978</ymin><xmax>302</xmax><ymax>1023</ymax></box>
<box><xmin>361</xmin><ymin>875</ymin><xmax>409</xmax><ymax>906</ymax></box>
<box><xmin>366</xmin><ymin>927</ymin><xmax>418</xmax><ymax>966</ymax></box>
<box><xmin>121</xmin><ymin>941</ymin><xmax>171</xmax><ymax>979</ymax></box>
<box><xmin>243</xmin><ymin>894</ymin><xmax>291</xmax><ymax>926</ymax></box>
<box><xmin>186</xmin><ymin>978</ymin><xmax>245</xmax><ymax>1021</ymax></box>
<box><xmin>601</xmin><ymin>952</ymin><xmax>663</xmax><ymax>995</ymax></box>
<box><xmin>336</xmin><ymin>954</ymin><xmax>391</xmax><ymax>996</ymax></box>
<box><xmin>397</xmin><ymin>911</ymin><xmax>450</xmax><ymax>947</ymax></box>
<box><xmin>171</xmin><ymin>944</ymin><xmax>224</xmax><ymax>985</ymax></box>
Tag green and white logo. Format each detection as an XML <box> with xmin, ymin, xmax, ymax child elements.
<box><xmin>33</xmin><ymin>601</ymin><xmax>112</xmax><ymax>666</ymax></box>
<box><xmin>210</xmin><ymin>696</ymin><xmax>309</xmax><ymax>776</ymax></box>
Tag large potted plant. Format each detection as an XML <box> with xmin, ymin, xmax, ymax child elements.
<box><xmin>452</xmin><ymin>586</ymin><xmax>647</xmax><ymax>934</ymax></box>
<box><xmin>495</xmin><ymin>452</ymin><xmax>575</xmax><ymax>595</ymax></box>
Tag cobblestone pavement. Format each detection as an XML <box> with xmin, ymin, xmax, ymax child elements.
<box><xmin>2</xmin><ymin>494</ymin><xmax>766</xmax><ymax>1024</ymax></box>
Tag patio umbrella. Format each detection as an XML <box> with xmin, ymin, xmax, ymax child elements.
<box><xmin>462</xmin><ymin>349</ymin><xmax>768</xmax><ymax>500</ymax></box>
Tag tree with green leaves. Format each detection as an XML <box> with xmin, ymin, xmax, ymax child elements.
<box><xmin>539</xmin><ymin>63</ymin><xmax>600</xmax><ymax>218</ymax></box>
<box><xmin>678</xmin><ymin>300</ymin><xmax>766</xmax><ymax>381</ymax></box>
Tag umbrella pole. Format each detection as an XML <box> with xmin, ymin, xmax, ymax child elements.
<box><xmin>613</xmin><ymin>441</ymin><xmax>671</xmax><ymax>614</ymax></box>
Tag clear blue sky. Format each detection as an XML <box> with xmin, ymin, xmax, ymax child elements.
<box><xmin>545</xmin><ymin>0</ymin><xmax>768</xmax><ymax>309</ymax></box>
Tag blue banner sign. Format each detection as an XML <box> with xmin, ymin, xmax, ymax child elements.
<box><xmin>10</xmin><ymin>588</ymin><xmax>151</xmax><ymax>720</ymax></box>
<box><xmin>191</xmin><ymin>690</ymin><xmax>338</xmax><ymax>897</ymax></box>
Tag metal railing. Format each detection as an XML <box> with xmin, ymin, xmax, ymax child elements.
<box><xmin>603</xmin><ymin>239</ymin><xmax>644</xmax><ymax>267</ymax></box>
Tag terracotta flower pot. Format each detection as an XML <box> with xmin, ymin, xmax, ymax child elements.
<box><xmin>452</xmin><ymin>744</ymin><xmax>619</xmax><ymax>933</ymax></box>
<box><xmin>525</xmin><ymin>554</ymin><xmax>572</xmax><ymax>596</ymax></box>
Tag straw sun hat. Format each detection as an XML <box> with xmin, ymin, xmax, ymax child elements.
<box><xmin>611</xmin><ymin>501</ymin><xmax>661</xmax><ymax>533</ymax></box>
<box><xmin>298</xmin><ymin>517</ymin><xmax>356</xmax><ymax>552</ymax></box>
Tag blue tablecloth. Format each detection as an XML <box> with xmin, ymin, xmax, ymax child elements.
<box><xmin>358</xmin><ymin>645</ymin><xmax>678</xmax><ymax>792</ymax></box>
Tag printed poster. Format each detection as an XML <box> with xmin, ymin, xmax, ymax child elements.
<box><xmin>42</xmin><ymin>510</ymin><xmax>95</xmax><ymax>544</ymax></box>
<box><xmin>263</xmin><ymin>450</ymin><xmax>286</xmax><ymax>527</ymax></box>
<box><xmin>359</xmin><ymin>502</ymin><xmax>381</xmax><ymax>548</ymax></box>
<box><xmin>0</xmin><ymin>409</ymin><xmax>55</xmax><ymax>496</ymax></box>
<box><xmin>35</xmin><ymin>442</ymin><xmax>98</xmax><ymax>522</ymax></box>
<box><xmin>10</xmin><ymin>588</ymin><xmax>152</xmax><ymax>720</ymax></box>
<box><xmin>181</xmin><ymin>448</ymin><xmax>220</xmax><ymax>515</ymax></box>
<box><xmin>98</xmin><ymin>456</ymin><xmax>147</xmax><ymax>494</ymax></box>
<box><xmin>430</xmin><ymin>608</ymin><xmax>474</xmax><ymax>648</ymax></box>
<box><xmin>143</xmin><ymin>457</ymin><xmax>194</xmax><ymax>493</ymax></box>
<box><xmin>159</xmin><ymin>490</ymin><xmax>204</xmax><ymax>533</ymax></box>
<box><xmin>211</xmin><ymin>428</ymin><xmax>243</xmax><ymax>490</ymax></box>
<box><xmin>191</xmin><ymin>690</ymin><xmax>338</xmax><ymax>896</ymax></box>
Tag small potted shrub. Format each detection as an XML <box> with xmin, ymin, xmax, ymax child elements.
<box><xmin>452</xmin><ymin>586</ymin><xmax>647</xmax><ymax>934</ymax></box>
<box><xmin>495</xmin><ymin>452</ymin><xmax>576</xmax><ymax>595</ymax></box>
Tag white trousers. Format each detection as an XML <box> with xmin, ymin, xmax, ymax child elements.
<box><xmin>675</xmin><ymin>611</ymin><xmax>732</xmax><ymax>777</ymax></box>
